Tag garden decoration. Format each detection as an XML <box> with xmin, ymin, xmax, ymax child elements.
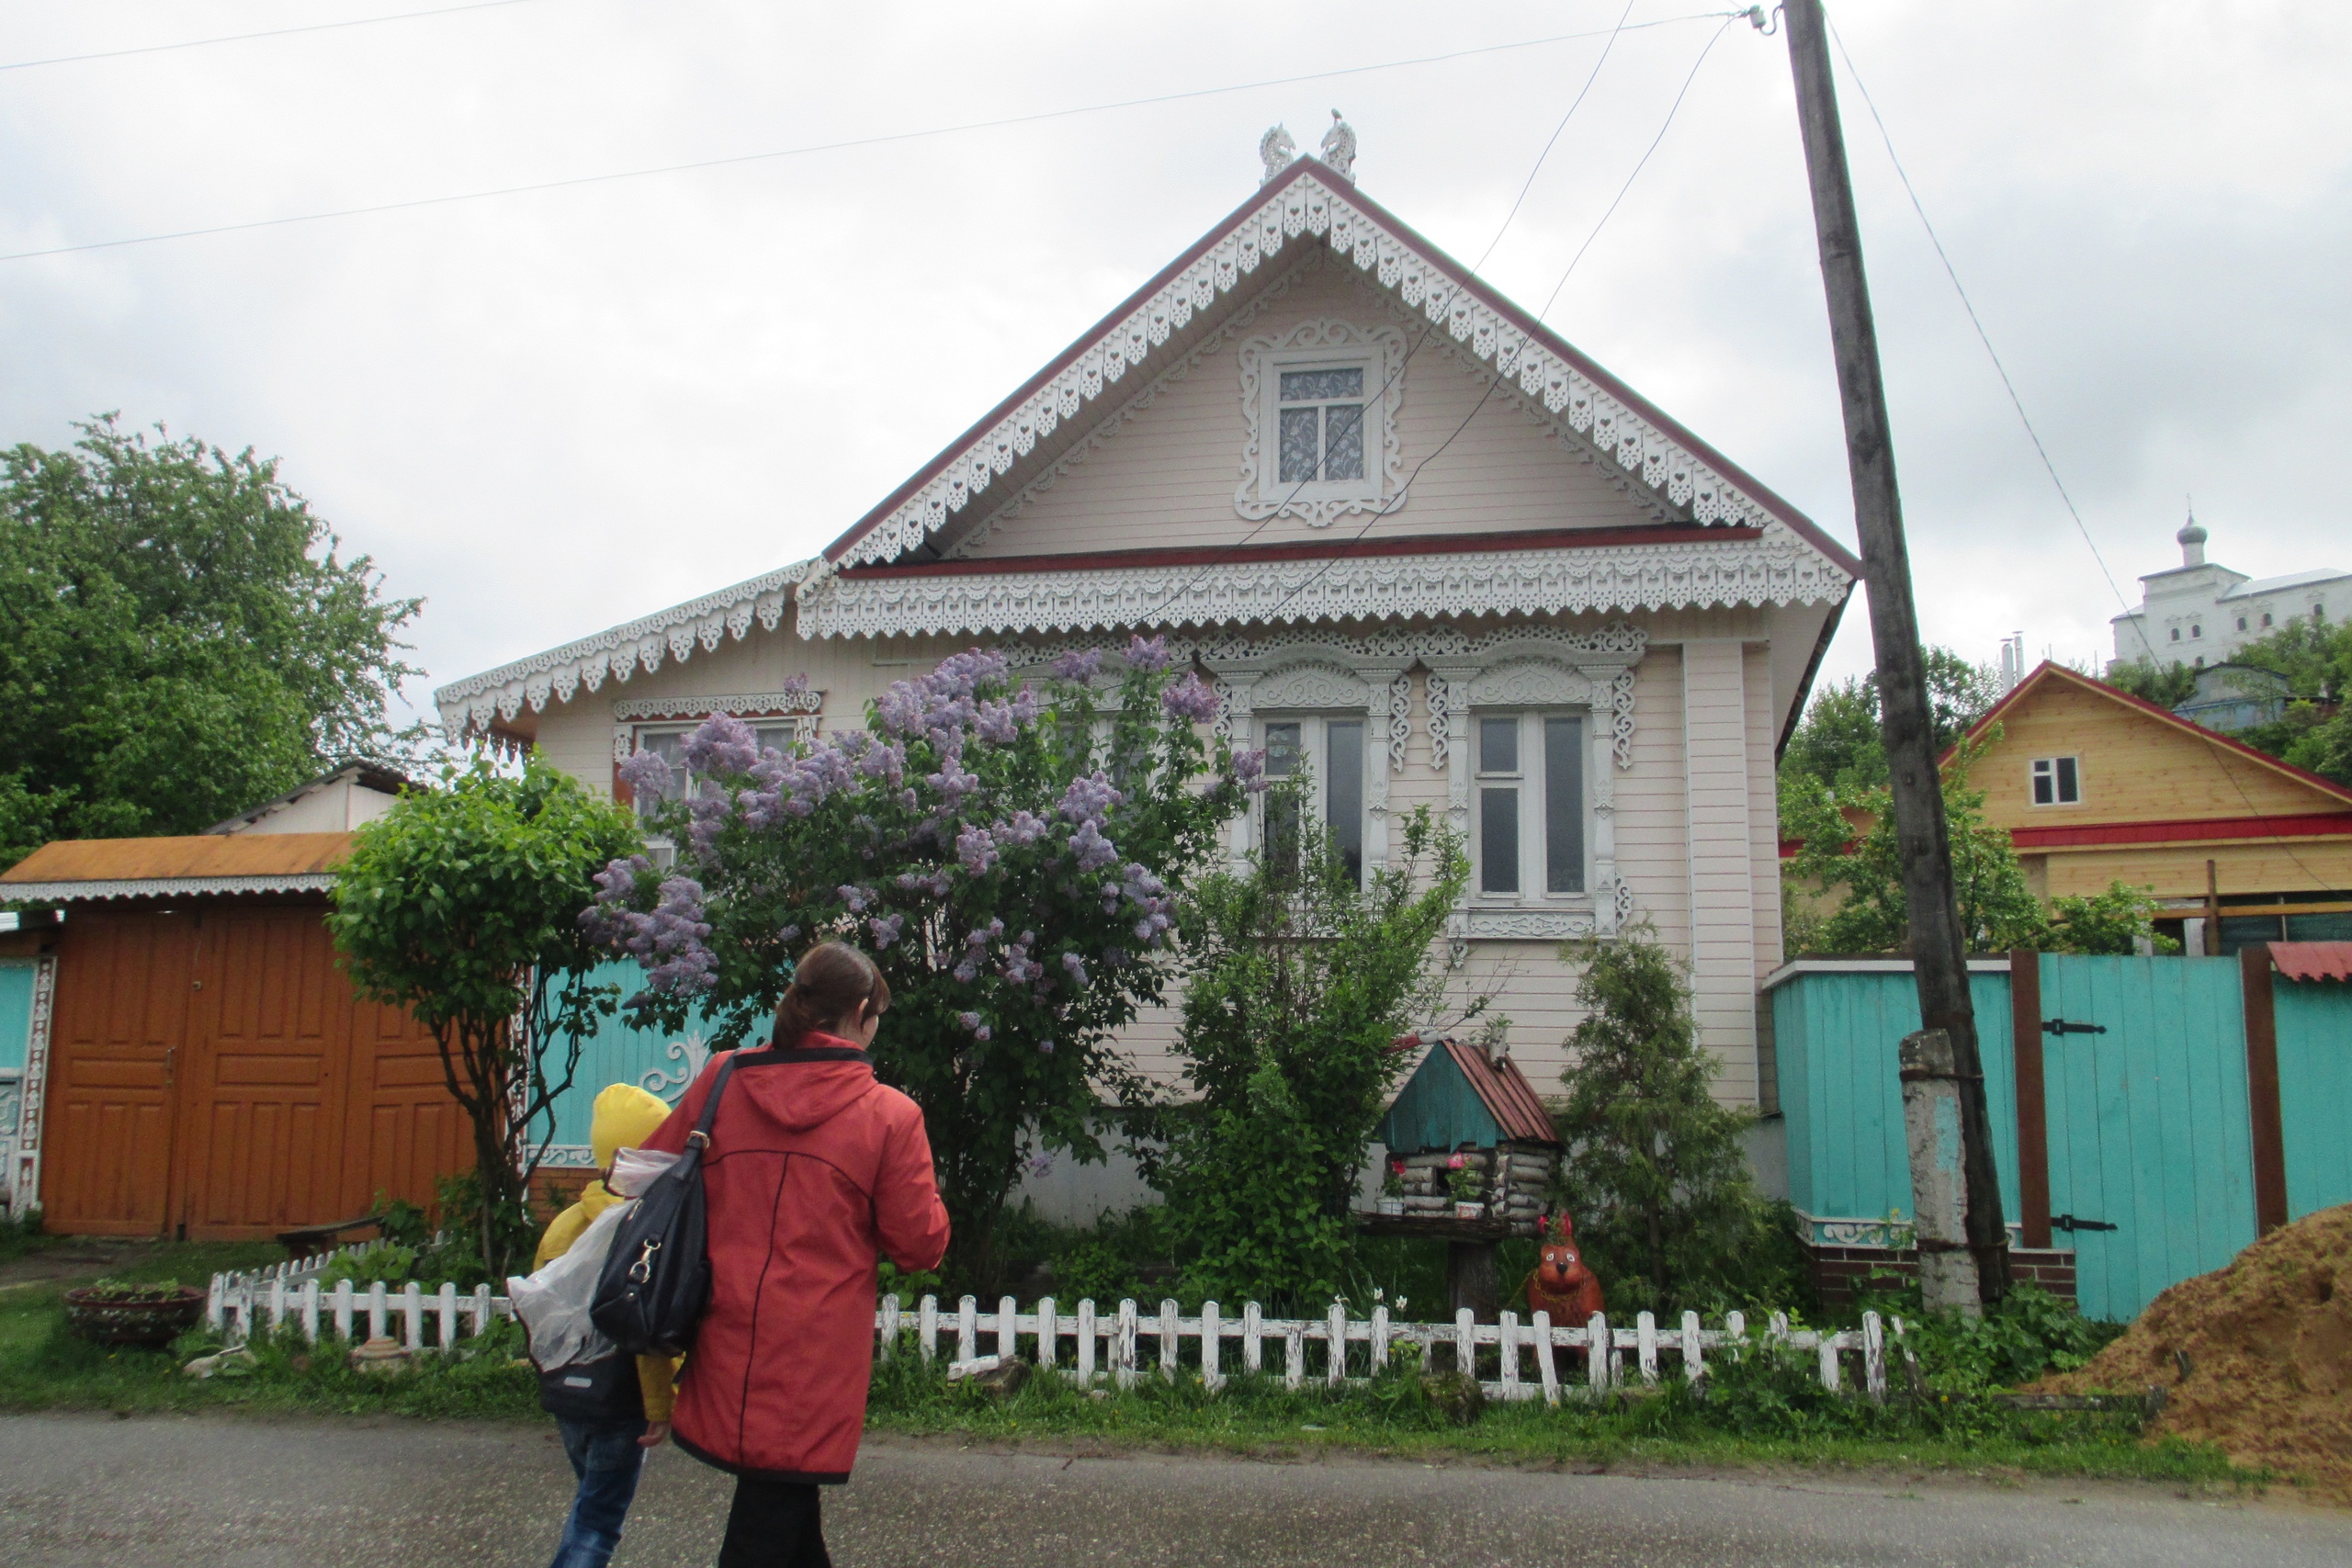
<box><xmin>1524</xmin><ymin>1213</ymin><xmax>1605</xmax><ymax>1385</ymax></box>
<box><xmin>62</xmin><ymin>1280</ymin><xmax>207</xmax><ymax>1349</ymax></box>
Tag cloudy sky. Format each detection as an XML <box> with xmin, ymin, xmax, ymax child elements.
<box><xmin>5</xmin><ymin>0</ymin><xmax>2346</xmax><ymax>729</ymax></box>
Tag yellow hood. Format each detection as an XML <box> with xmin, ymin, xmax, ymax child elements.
<box><xmin>592</xmin><ymin>1082</ymin><xmax>673</xmax><ymax>1171</ymax></box>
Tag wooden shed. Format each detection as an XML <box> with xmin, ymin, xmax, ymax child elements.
<box><xmin>0</xmin><ymin>830</ymin><xmax>468</xmax><ymax>1239</ymax></box>
<box><xmin>1374</xmin><ymin>1035</ymin><xmax>1561</xmax><ymax>1238</ymax></box>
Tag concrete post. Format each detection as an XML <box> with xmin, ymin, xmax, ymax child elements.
<box><xmin>1899</xmin><ymin>1028</ymin><xmax>1983</xmax><ymax>1318</ymax></box>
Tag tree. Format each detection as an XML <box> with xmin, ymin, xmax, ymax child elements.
<box><xmin>2109</xmin><ymin>624</ymin><xmax>2352</xmax><ymax>787</ymax></box>
<box><xmin>328</xmin><ymin>755</ymin><xmax>644</xmax><ymax>1277</ymax></box>
<box><xmin>1142</xmin><ymin>801</ymin><xmax>1471</xmax><ymax>1310</ymax></box>
<box><xmin>1553</xmin><ymin>927</ymin><xmax>1801</xmax><ymax>1314</ymax></box>
<box><xmin>0</xmin><ymin>416</ymin><xmax>426</xmax><ymax>868</ymax></box>
<box><xmin>2101</xmin><ymin>656</ymin><xmax>2198</xmax><ymax>711</ymax></box>
<box><xmin>1783</xmin><ymin>737</ymin><xmax>2165</xmax><ymax>955</ymax></box>
<box><xmin>591</xmin><ymin>641</ymin><xmax>1250</xmax><ymax>1289</ymax></box>
<box><xmin>1780</xmin><ymin>648</ymin><xmax>2002</xmax><ymax>795</ymax></box>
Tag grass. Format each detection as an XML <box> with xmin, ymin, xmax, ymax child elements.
<box><xmin>860</xmin><ymin>1344</ymin><xmax>2267</xmax><ymax>1494</ymax></box>
<box><xmin>0</xmin><ymin>1243</ymin><xmax>2277</xmax><ymax>1498</ymax></box>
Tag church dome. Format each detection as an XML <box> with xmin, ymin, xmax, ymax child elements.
<box><xmin>2177</xmin><ymin>515</ymin><xmax>2208</xmax><ymax>547</ymax></box>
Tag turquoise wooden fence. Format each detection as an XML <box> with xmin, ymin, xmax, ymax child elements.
<box><xmin>1771</xmin><ymin>954</ymin><xmax>2350</xmax><ymax>1323</ymax></box>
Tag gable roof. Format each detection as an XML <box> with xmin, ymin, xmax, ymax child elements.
<box><xmin>1949</xmin><ymin>660</ymin><xmax>2352</xmax><ymax>809</ymax></box>
<box><xmin>205</xmin><ymin>762</ymin><xmax>411</xmax><ymax>836</ymax></box>
<box><xmin>814</xmin><ymin>157</ymin><xmax>1860</xmax><ymax>582</ymax></box>
<box><xmin>1378</xmin><ymin>1034</ymin><xmax>1560</xmax><ymax>1152</ymax></box>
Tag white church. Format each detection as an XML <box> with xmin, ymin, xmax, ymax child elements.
<box><xmin>2110</xmin><ymin>514</ymin><xmax>2350</xmax><ymax>669</ymax></box>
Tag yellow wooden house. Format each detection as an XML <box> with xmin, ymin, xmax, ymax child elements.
<box><xmin>1952</xmin><ymin>661</ymin><xmax>2352</xmax><ymax>953</ymax></box>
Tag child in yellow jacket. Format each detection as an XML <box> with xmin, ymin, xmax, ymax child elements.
<box><xmin>537</xmin><ymin>1084</ymin><xmax>682</xmax><ymax>1568</ymax></box>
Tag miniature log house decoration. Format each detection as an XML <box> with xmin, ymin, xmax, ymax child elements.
<box><xmin>1364</xmin><ymin>1034</ymin><xmax>1563</xmax><ymax>1323</ymax></box>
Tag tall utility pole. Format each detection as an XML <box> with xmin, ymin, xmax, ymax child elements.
<box><xmin>1781</xmin><ymin>0</ymin><xmax>2010</xmax><ymax>1305</ymax></box>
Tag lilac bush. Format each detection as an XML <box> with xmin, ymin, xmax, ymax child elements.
<box><xmin>587</xmin><ymin>642</ymin><xmax>1258</xmax><ymax>1284</ymax></box>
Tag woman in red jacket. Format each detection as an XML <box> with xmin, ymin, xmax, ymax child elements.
<box><xmin>643</xmin><ymin>941</ymin><xmax>950</xmax><ymax>1568</ymax></box>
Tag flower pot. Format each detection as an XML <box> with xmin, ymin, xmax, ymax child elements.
<box><xmin>1376</xmin><ymin>1198</ymin><xmax>1405</xmax><ymax>1216</ymax></box>
<box><xmin>62</xmin><ymin>1286</ymin><xmax>207</xmax><ymax>1350</ymax></box>
<box><xmin>1453</xmin><ymin>1201</ymin><xmax>1484</xmax><ymax>1221</ymax></box>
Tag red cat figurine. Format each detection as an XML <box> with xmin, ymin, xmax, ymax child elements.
<box><xmin>1525</xmin><ymin>1212</ymin><xmax>1604</xmax><ymax>1326</ymax></box>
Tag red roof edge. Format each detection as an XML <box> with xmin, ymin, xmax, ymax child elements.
<box><xmin>1949</xmin><ymin>660</ymin><xmax>2352</xmax><ymax>808</ymax></box>
<box><xmin>820</xmin><ymin>158</ymin><xmax>1860</xmax><ymax>579</ymax></box>
<box><xmin>2271</xmin><ymin>942</ymin><xmax>2352</xmax><ymax>982</ymax></box>
<box><xmin>1442</xmin><ymin>1038</ymin><xmax>1560</xmax><ymax>1146</ymax></box>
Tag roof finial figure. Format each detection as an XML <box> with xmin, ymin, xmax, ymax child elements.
<box><xmin>1258</xmin><ymin>124</ymin><xmax>1297</xmax><ymax>186</ymax></box>
<box><xmin>1319</xmin><ymin>110</ymin><xmax>1357</xmax><ymax>182</ymax></box>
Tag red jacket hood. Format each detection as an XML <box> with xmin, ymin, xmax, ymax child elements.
<box><xmin>744</xmin><ymin>1037</ymin><xmax>877</xmax><ymax>1131</ymax></box>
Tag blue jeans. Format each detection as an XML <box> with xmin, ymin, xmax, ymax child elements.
<box><xmin>548</xmin><ymin>1417</ymin><xmax>649</xmax><ymax>1568</ymax></box>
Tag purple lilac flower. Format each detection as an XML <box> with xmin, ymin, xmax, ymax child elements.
<box><xmin>952</xmin><ymin>958</ymin><xmax>979</xmax><ymax>984</ymax></box>
<box><xmin>616</xmin><ymin>749</ymin><xmax>673</xmax><ymax>797</ymax></box>
<box><xmin>638</xmin><ymin>876</ymin><xmax>718</xmax><ymax>994</ymax></box>
<box><xmin>1102</xmin><ymin>947</ymin><xmax>1130</xmax><ymax>968</ymax></box>
<box><xmin>1231</xmin><ymin>747</ymin><xmax>1270</xmax><ymax>795</ymax></box>
<box><xmin>1010</xmin><ymin>684</ymin><xmax>1042</xmax><ymax>725</ymax></box>
<box><xmin>956</xmin><ymin>825</ymin><xmax>1000</xmax><ymax>875</ymax></box>
<box><xmin>1057</xmin><ymin>771</ymin><xmax>1124</xmax><ymax>827</ymax></box>
<box><xmin>1027</xmin><ymin>1151</ymin><xmax>1054</xmax><ymax>1178</ymax></box>
<box><xmin>1160</xmin><ymin>672</ymin><xmax>1219</xmax><ymax>723</ymax></box>
<box><xmin>1037</xmin><ymin>1039</ymin><xmax>1055</xmax><ymax>1056</ymax></box>
<box><xmin>996</xmin><ymin>809</ymin><xmax>1048</xmax><ymax>847</ymax></box>
<box><xmin>973</xmin><ymin>700</ymin><xmax>1017</xmax><ymax>744</ymax></box>
<box><xmin>1049</xmin><ymin>648</ymin><xmax>1102</xmax><ymax>681</ymax></box>
<box><xmin>1069</xmin><ymin>819</ymin><xmax>1118</xmax><ymax>873</ymax></box>
<box><xmin>1125</xmin><ymin>635</ymin><xmax>1170</xmax><ymax>672</ymax></box>
<box><xmin>975</xmin><ymin>1025</ymin><xmax>992</xmax><ymax>1042</ymax></box>
<box><xmin>838</xmin><ymin>885</ymin><xmax>875</xmax><ymax>913</ymax></box>
<box><xmin>780</xmin><ymin>672</ymin><xmax>810</xmax><ymax>694</ymax></box>
<box><xmin>778</xmin><ymin>924</ymin><xmax>801</xmax><ymax>943</ymax></box>
<box><xmin>929</xmin><ymin>758</ymin><xmax>982</xmax><ymax>805</ymax></box>
<box><xmin>868</xmin><ymin>913</ymin><xmax>905</xmax><ymax>950</ymax></box>
<box><xmin>856</xmin><ymin>740</ymin><xmax>907</xmax><ymax>784</ymax></box>
<box><xmin>1060</xmin><ymin>951</ymin><xmax>1089</xmax><ymax>988</ymax></box>
<box><xmin>683</xmin><ymin>714</ymin><xmax>760</xmax><ymax>776</ymax></box>
<box><xmin>958</xmin><ymin>1011</ymin><xmax>984</xmax><ymax>1032</ymax></box>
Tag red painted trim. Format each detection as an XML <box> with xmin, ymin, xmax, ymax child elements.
<box><xmin>1951</xmin><ymin>660</ymin><xmax>2352</xmax><ymax>808</ymax></box>
<box><xmin>2007</xmin><ymin>812</ymin><xmax>2352</xmax><ymax>850</ymax></box>
<box><xmin>835</xmin><ymin>523</ymin><xmax>1758</xmax><ymax>580</ymax></box>
<box><xmin>820</xmin><ymin>159</ymin><xmax>1860</xmax><ymax>579</ymax></box>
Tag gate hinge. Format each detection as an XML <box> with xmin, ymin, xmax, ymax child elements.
<box><xmin>2050</xmin><ymin>1213</ymin><xmax>2119</xmax><ymax>1233</ymax></box>
<box><xmin>2041</xmin><ymin>1018</ymin><xmax>2107</xmax><ymax>1036</ymax></box>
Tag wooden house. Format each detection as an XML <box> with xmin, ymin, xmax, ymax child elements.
<box><xmin>1374</xmin><ymin>1034</ymin><xmax>1560</xmax><ymax>1236</ymax></box>
<box><xmin>1953</xmin><ymin>662</ymin><xmax>2352</xmax><ymax>953</ymax></box>
<box><xmin>0</xmin><ymin>774</ymin><xmax>468</xmax><ymax>1239</ymax></box>
<box><xmin>434</xmin><ymin>138</ymin><xmax>1861</xmax><ymax>1133</ymax></box>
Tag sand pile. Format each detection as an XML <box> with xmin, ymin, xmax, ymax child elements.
<box><xmin>2033</xmin><ymin>1203</ymin><xmax>2352</xmax><ymax>1498</ymax></box>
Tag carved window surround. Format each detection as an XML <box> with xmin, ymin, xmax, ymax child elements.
<box><xmin>609</xmin><ymin>689</ymin><xmax>825</xmax><ymax>762</ymax></box>
<box><xmin>799</xmin><ymin>527</ymin><xmax>1848</xmax><ymax>641</ymax></box>
<box><xmin>1234</xmin><ymin>319</ymin><xmax>1407</xmax><ymax>527</ymax></box>
<box><xmin>7</xmin><ymin>958</ymin><xmax>51</xmax><ymax>1215</ymax></box>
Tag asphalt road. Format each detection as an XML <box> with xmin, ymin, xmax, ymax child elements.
<box><xmin>0</xmin><ymin>1414</ymin><xmax>2345</xmax><ymax>1567</ymax></box>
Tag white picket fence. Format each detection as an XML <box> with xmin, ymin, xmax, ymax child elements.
<box><xmin>884</xmin><ymin>1293</ymin><xmax>1892</xmax><ymax>1405</ymax></box>
<box><xmin>205</xmin><ymin>1266</ymin><xmax>1894</xmax><ymax>1404</ymax></box>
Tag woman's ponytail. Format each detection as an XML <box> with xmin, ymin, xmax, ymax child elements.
<box><xmin>773</xmin><ymin>941</ymin><xmax>889</xmax><ymax>1049</ymax></box>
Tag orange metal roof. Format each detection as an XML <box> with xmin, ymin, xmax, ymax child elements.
<box><xmin>2</xmin><ymin>833</ymin><xmax>356</xmax><ymax>886</ymax></box>
<box><xmin>2272</xmin><ymin>942</ymin><xmax>2352</xmax><ymax>983</ymax></box>
<box><xmin>1442</xmin><ymin>1038</ymin><xmax>1561</xmax><ymax>1147</ymax></box>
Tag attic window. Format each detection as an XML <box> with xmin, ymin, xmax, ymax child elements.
<box><xmin>2030</xmin><ymin>756</ymin><xmax>2081</xmax><ymax>807</ymax></box>
<box><xmin>1279</xmin><ymin>368</ymin><xmax>1365</xmax><ymax>483</ymax></box>
<box><xmin>1235</xmin><ymin>320</ymin><xmax>1407</xmax><ymax>527</ymax></box>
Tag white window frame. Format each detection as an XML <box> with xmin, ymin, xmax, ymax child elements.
<box><xmin>2030</xmin><ymin>755</ymin><xmax>2082</xmax><ymax>807</ymax></box>
<box><xmin>1234</xmin><ymin>319</ymin><xmax>1408</xmax><ymax>528</ymax></box>
<box><xmin>1470</xmin><ymin>710</ymin><xmax>1591</xmax><ymax>904</ymax></box>
<box><xmin>1254</xmin><ymin>712</ymin><xmax>1373</xmax><ymax>886</ymax></box>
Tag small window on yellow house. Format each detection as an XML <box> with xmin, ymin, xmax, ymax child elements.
<box><xmin>2030</xmin><ymin>756</ymin><xmax>2080</xmax><ymax>807</ymax></box>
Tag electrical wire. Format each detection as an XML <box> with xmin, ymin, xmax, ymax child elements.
<box><xmin>0</xmin><ymin>11</ymin><xmax>1741</xmax><ymax>265</ymax></box>
<box><xmin>1538</xmin><ymin>13</ymin><xmax>1736</xmax><ymax>321</ymax></box>
<box><xmin>0</xmin><ymin>0</ymin><xmax>552</xmax><ymax>73</ymax></box>
<box><xmin>1470</xmin><ymin>0</ymin><xmax>1640</xmax><ymax>274</ymax></box>
<box><xmin>1822</xmin><ymin>12</ymin><xmax>2344</xmax><ymax>909</ymax></box>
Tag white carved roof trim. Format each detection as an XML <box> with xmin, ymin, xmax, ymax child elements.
<box><xmin>799</xmin><ymin>528</ymin><xmax>1850</xmax><ymax>640</ymax></box>
<box><xmin>816</xmin><ymin>158</ymin><xmax>1860</xmax><ymax>581</ymax></box>
<box><xmin>432</xmin><ymin>560</ymin><xmax>816</xmax><ymax>740</ymax></box>
<box><xmin>5</xmin><ymin>874</ymin><xmax>339</xmax><ymax>902</ymax></box>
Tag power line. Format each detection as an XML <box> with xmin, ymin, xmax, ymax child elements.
<box><xmin>0</xmin><ymin>0</ymin><xmax>552</xmax><ymax>73</ymax></box>
<box><xmin>0</xmin><ymin>11</ymin><xmax>1738</xmax><ymax>265</ymax></box>
<box><xmin>1539</xmin><ymin>14</ymin><xmax>1736</xmax><ymax>321</ymax></box>
<box><xmin>1822</xmin><ymin>14</ymin><xmax>2343</xmax><ymax>906</ymax></box>
<box><xmin>1471</xmin><ymin>0</ymin><xmax>1639</xmax><ymax>273</ymax></box>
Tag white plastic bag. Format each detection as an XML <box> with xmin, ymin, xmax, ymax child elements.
<box><xmin>506</xmin><ymin>1200</ymin><xmax>631</xmax><ymax>1372</ymax></box>
<box><xmin>608</xmin><ymin>1145</ymin><xmax>679</xmax><ymax>1197</ymax></box>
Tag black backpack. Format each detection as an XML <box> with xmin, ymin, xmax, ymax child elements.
<box><xmin>591</xmin><ymin>1053</ymin><xmax>739</xmax><ymax>1358</ymax></box>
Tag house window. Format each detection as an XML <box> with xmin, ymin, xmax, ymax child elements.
<box><xmin>2170</xmin><ymin>627</ymin><xmax>2181</xmax><ymax>642</ymax></box>
<box><xmin>2262</xmin><ymin>612</ymin><xmax>2274</xmax><ymax>627</ymax></box>
<box><xmin>2317</xmin><ymin>604</ymin><xmax>2329</xmax><ymax>622</ymax></box>
<box><xmin>1259</xmin><ymin>716</ymin><xmax>1368</xmax><ymax>883</ymax></box>
<box><xmin>2237</xmin><ymin>616</ymin><xmax>2248</xmax><ymax>632</ymax></box>
<box><xmin>1474</xmin><ymin>713</ymin><xmax>1586</xmax><ymax>897</ymax></box>
<box><xmin>1278</xmin><ymin>368</ymin><xmax>1365</xmax><ymax>485</ymax></box>
<box><xmin>2030</xmin><ymin>756</ymin><xmax>2081</xmax><ymax>807</ymax></box>
<box><xmin>2191</xmin><ymin>624</ymin><xmax>2202</xmax><ymax>638</ymax></box>
<box><xmin>631</xmin><ymin>723</ymin><xmax>799</xmax><ymax>817</ymax></box>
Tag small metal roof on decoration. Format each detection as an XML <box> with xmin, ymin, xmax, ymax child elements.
<box><xmin>1376</xmin><ymin>1033</ymin><xmax>1560</xmax><ymax>1155</ymax></box>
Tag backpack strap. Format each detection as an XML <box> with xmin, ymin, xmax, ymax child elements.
<box><xmin>684</xmin><ymin>1053</ymin><xmax>740</xmax><ymax>1152</ymax></box>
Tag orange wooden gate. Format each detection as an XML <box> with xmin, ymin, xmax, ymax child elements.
<box><xmin>40</xmin><ymin>901</ymin><xmax>470</xmax><ymax>1239</ymax></box>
